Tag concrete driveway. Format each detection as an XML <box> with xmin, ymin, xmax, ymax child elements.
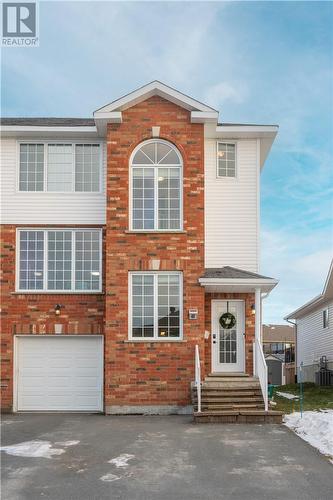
<box><xmin>1</xmin><ymin>414</ymin><xmax>332</xmax><ymax>500</ymax></box>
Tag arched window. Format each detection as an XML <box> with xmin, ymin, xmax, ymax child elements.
<box><xmin>130</xmin><ymin>139</ymin><xmax>182</xmax><ymax>231</ymax></box>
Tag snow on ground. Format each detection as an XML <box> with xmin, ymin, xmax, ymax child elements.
<box><xmin>108</xmin><ymin>453</ymin><xmax>135</xmax><ymax>468</ymax></box>
<box><xmin>276</xmin><ymin>391</ymin><xmax>299</xmax><ymax>400</ymax></box>
<box><xmin>0</xmin><ymin>439</ymin><xmax>80</xmax><ymax>459</ymax></box>
<box><xmin>284</xmin><ymin>410</ymin><xmax>333</xmax><ymax>462</ymax></box>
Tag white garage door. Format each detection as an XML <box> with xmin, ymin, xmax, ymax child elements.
<box><xmin>16</xmin><ymin>336</ymin><xmax>103</xmax><ymax>411</ymax></box>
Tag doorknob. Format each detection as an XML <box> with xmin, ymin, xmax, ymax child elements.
<box><xmin>212</xmin><ymin>333</ymin><xmax>216</xmax><ymax>344</ymax></box>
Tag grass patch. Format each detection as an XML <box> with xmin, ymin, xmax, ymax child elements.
<box><xmin>272</xmin><ymin>383</ymin><xmax>333</xmax><ymax>414</ymax></box>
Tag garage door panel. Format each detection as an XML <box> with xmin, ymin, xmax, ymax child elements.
<box><xmin>16</xmin><ymin>336</ymin><xmax>103</xmax><ymax>411</ymax></box>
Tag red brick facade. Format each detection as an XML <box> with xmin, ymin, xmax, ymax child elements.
<box><xmin>0</xmin><ymin>96</ymin><xmax>256</xmax><ymax>413</ymax></box>
<box><xmin>104</xmin><ymin>96</ymin><xmax>206</xmax><ymax>411</ymax></box>
<box><xmin>0</xmin><ymin>225</ymin><xmax>105</xmax><ymax>412</ymax></box>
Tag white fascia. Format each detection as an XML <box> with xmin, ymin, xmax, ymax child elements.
<box><xmin>198</xmin><ymin>277</ymin><xmax>279</xmax><ymax>294</ymax></box>
<box><xmin>0</xmin><ymin>126</ymin><xmax>99</xmax><ymax>138</ymax></box>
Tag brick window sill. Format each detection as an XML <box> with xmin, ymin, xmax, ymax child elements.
<box><xmin>124</xmin><ymin>339</ymin><xmax>187</xmax><ymax>343</ymax></box>
<box><xmin>11</xmin><ymin>291</ymin><xmax>105</xmax><ymax>295</ymax></box>
<box><xmin>124</xmin><ymin>230</ymin><xmax>187</xmax><ymax>234</ymax></box>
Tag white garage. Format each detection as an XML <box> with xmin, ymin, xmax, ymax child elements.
<box><xmin>15</xmin><ymin>336</ymin><xmax>103</xmax><ymax>412</ymax></box>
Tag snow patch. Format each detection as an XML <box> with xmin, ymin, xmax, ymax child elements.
<box><xmin>108</xmin><ymin>453</ymin><xmax>135</xmax><ymax>468</ymax></box>
<box><xmin>0</xmin><ymin>440</ymin><xmax>65</xmax><ymax>459</ymax></box>
<box><xmin>276</xmin><ymin>391</ymin><xmax>299</xmax><ymax>400</ymax></box>
<box><xmin>55</xmin><ymin>440</ymin><xmax>80</xmax><ymax>447</ymax></box>
<box><xmin>284</xmin><ymin>410</ymin><xmax>333</xmax><ymax>461</ymax></box>
<box><xmin>100</xmin><ymin>473</ymin><xmax>120</xmax><ymax>482</ymax></box>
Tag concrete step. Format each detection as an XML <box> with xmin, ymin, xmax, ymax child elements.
<box><xmin>200</xmin><ymin>404</ymin><xmax>265</xmax><ymax>410</ymax></box>
<box><xmin>206</xmin><ymin>372</ymin><xmax>250</xmax><ymax>378</ymax></box>
<box><xmin>196</xmin><ymin>391</ymin><xmax>263</xmax><ymax>397</ymax></box>
<box><xmin>194</xmin><ymin>397</ymin><xmax>264</xmax><ymax>404</ymax></box>
<box><xmin>193</xmin><ymin>410</ymin><xmax>283</xmax><ymax>424</ymax></box>
<box><xmin>202</xmin><ymin>383</ymin><xmax>261</xmax><ymax>390</ymax></box>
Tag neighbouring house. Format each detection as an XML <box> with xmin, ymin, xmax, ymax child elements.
<box><xmin>263</xmin><ymin>324</ymin><xmax>295</xmax><ymax>362</ymax></box>
<box><xmin>0</xmin><ymin>81</ymin><xmax>280</xmax><ymax>421</ymax></box>
<box><xmin>285</xmin><ymin>260</ymin><xmax>333</xmax><ymax>384</ymax></box>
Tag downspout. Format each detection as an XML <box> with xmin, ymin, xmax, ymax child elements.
<box><xmin>286</xmin><ymin>318</ymin><xmax>297</xmax><ymax>383</ymax></box>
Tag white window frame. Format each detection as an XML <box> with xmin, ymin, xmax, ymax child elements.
<box><xmin>323</xmin><ymin>308</ymin><xmax>329</xmax><ymax>329</ymax></box>
<box><xmin>17</xmin><ymin>140</ymin><xmax>103</xmax><ymax>194</ymax></box>
<box><xmin>128</xmin><ymin>271</ymin><xmax>183</xmax><ymax>341</ymax></box>
<box><xmin>216</xmin><ymin>141</ymin><xmax>237</xmax><ymax>179</ymax></box>
<box><xmin>129</xmin><ymin>139</ymin><xmax>183</xmax><ymax>231</ymax></box>
<box><xmin>16</xmin><ymin>228</ymin><xmax>103</xmax><ymax>293</ymax></box>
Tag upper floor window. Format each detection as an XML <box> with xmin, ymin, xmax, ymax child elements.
<box><xmin>17</xmin><ymin>229</ymin><xmax>102</xmax><ymax>292</ymax></box>
<box><xmin>130</xmin><ymin>140</ymin><xmax>182</xmax><ymax>231</ymax></box>
<box><xmin>323</xmin><ymin>308</ymin><xmax>329</xmax><ymax>328</ymax></box>
<box><xmin>19</xmin><ymin>143</ymin><xmax>101</xmax><ymax>193</ymax></box>
<box><xmin>217</xmin><ymin>142</ymin><xmax>236</xmax><ymax>177</ymax></box>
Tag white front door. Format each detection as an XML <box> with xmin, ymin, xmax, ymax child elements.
<box><xmin>211</xmin><ymin>300</ymin><xmax>245</xmax><ymax>373</ymax></box>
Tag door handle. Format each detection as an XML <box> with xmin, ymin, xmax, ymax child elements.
<box><xmin>212</xmin><ymin>333</ymin><xmax>216</xmax><ymax>344</ymax></box>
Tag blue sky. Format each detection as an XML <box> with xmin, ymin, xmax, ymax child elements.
<box><xmin>2</xmin><ymin>1</ymin><xmax>333</xmax><ymax>323</ymax></box>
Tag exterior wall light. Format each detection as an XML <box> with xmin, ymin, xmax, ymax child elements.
<box><xmin>55</xmin><ymin>304</ymin><xmax>62</xmax><ymax>316</ymax></box>
<box><xmin>251</xmin><ymin>304</ymin><xmax>255</xmax><ymax>315</ymax></box>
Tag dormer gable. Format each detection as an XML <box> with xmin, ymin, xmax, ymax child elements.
<box><xmin>93</xmin><ymin>80</ymin><xmax>219</xmax><ymax>135</ymax></box>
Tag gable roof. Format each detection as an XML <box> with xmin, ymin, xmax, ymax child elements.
<box><xmin>263</xmin><ymin>324</ymin><xmax>295</xmax><ymax>343</ymax></box>
<box><xmin>0</xmin><ymin>118</ymin><xmax>95</xmax><ymax>126</ymax></box>
<box><xmin>285</xmin><ymin>259</ymin><xmax>333</xmax><ymax>320</ymax></box>
<box><xmin>94</xmin><ymin>80</ymin><xmax>217</xmax><ymax>114</ymax></box>
<box><xmin>93</xmin><ymin>80</ymin><xmax>219</xmax><ymax>134</ymax></box>
<box><xmin>201</xmin><ymin>266</ymin><xmax>274</xmax><ymax>280</ymax></box>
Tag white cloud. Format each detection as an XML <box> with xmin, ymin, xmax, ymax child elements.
<box><xmin>261</xmin><ymin>227</ymin><xmax>332</xmax><ymax>323</ymax></box>
<box><xmin>203</xmin><ymin>81</ymin><xmax>248</xmax><ymax>107</ymax></box>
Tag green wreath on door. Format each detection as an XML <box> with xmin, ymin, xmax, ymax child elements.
<box><xmin>219</xmin><ymin>312</ymin><xmax>236</xmax><ymax>329</ymax></box>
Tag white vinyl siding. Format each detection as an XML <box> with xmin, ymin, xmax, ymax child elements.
<box><xmin>0</xmin><ymin>138</ymin><xmax>106</xmax><ymax>224</ymax></box>
<box><xmin>129</xmin><ymin>272</ymin><xmax>182</xmax><ymax>340</ymax></box>
<box><xmin>296</xmin><ymin>300</ymin><xmax>333</xmax><ymax>370</ymax></box>
<box><xmin>205</xmin><ymin>139</ymin><xmax>259</xmax><ymax>272</ymax></box>
<box><xmin>17</xmin><ymin>228</ymin><xmax>102</xmax><ymax>292</ymax></box>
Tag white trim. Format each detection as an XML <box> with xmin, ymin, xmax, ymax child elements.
<box><xmin>215</xmin><ymin>125</ymin><xmax>278</xmax><ymax>134</ymax></box>
<box><xmin>216</xmin><ymin>140</ymin><xmax>237</xmax><ymax>179</ymax></box>
<box><xmin>94</xmin><ymin>80</ymin><xmax>217</xmax><ymax>114</ymax></box>
<box><xmin>13</xmin><ymin>335</ymin><xmax>104</xmax><ymax>413</ymax></box>
<box><xmin>128</xmin><ymin>271</ymin><xmax>183</xmax><ymax>341</ymax></box>
<box><xmin>129</xmin><ymin>139</ymin><xmax>183</xmax><ymax>232</ymax></box>
<box><xmin>1</xmin><ymin>126</ymin><xmax>98</xmax><ymax>134</ymax></box>
<box><xmin>17</xmin><ymin>140</ymin><xmax>103</xmax><ymax>194</ymax></box>
<box><xmin>211</xmin><ymin>300</ymin><xmax>245</xmax><ymax>373</ymax></box>
<box><xmin>256</xmin><ymin>138</ymin><xmax>261</xmax><ymax>272</ymax></box>
<box><xmin>16</xmin><ymin>228</ymin><xmax>103</xmax><ymax>293</ymax></box>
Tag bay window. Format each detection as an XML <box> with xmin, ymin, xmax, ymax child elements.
<box><xmin>129</xmin><ymin>272</ymin><xmax>182</xmax><ymax>340</ymax></box>
<box><xmin>17</xmin><ymin>229</ymin><xmax>102</xmax><ymax>292</ymax></box>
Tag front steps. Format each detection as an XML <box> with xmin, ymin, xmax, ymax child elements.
<box><xmin>192</xmin><ymin>373</ymin><xmax>282</xmax><ymax>423</ymax></box>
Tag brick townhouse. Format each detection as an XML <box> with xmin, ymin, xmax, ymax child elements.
<box><xmin>0</xmin><ymin>81</ymin><xmax>280</xmax><ymax>422</ymax></box>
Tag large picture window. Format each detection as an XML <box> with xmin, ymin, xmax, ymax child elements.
<box><xmin>130</xmin><ymin>140</ymin><xmax>182</xmax><ymax>231</ymax></box>
<box><xmin>17</xmin><ymin>229</ymin><xmax>102</xmax><ymax>292</ymax></box>
<box><xmin>19</xmin><ymin>143</ymin><xmax>101</xmax><ymax>192</ymax></box>
<box><xmin>129</xmin><ymin>272</ymin><xmax>182</xmax><ymax>340</ymax></box>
